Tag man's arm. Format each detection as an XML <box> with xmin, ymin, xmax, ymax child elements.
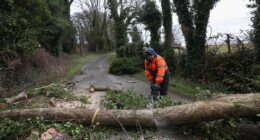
<box><xmin>155</xmin><ymin>58</ymin><xmax>167</xmax><ymax>84</ymax></box>
<box><xmin>144</xmin><ymin>60</ymin><xmax>153</xmax><ymax>81</ymax></box>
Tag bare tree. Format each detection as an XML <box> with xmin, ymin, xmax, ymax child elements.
<box><xmin>73</xmin><ymin>0</ymin><xmax>114</xmax><ymax>52</ymax></box>
<box><xmin>72</xmin><ymin>13</ymin><xmax>85</xmax><ymax>55</ymax></box>
<box><xmin>107</xmin><ymin>0</ymin><xmax>142</xmax><ymax>57</ymax></box>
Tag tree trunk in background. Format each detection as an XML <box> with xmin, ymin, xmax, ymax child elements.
<box><xmin>64</xmin><ymin>0</ymin><xmax>74</xmax><ymax>19</ymax></box>
<box><xmin>79</xmin><ymin>28</ymin><xmax>84</xmax><ymax>56</ymax></box>
<box><xmin>173</xmin><ymin>0</ymin><xmax>195</xmax><ymax>78</ymax></box>
<box><xmin>253</xmin><ymin>0</ymin><xmax>260</xmax><ymax>64</ymax></box>
<box><xmin>187</xmin><ymin>0</ymin><xmax>213</xmax><ymax>79</ymax></box>
<box><xmin>1</xmin><ymin>94</ymin><xmax>259</xmax><ymax>127</ymax></box>
<box><xmin>150</xmin><ymin>28</ymin><xmax>160</xmax><ymax>45</ymax></box>
<box><xmin>172</xmin><ymin>0</ymin><xmax>194</xmax><ymax>52</ymax></box>
<box><xmin>226</xmin><ymin>34</ymin><xmax>231</xmax><ymax>54</ymax></box>
<box><xmin>161</xmin><ymin>0</ymin><xmax>176</xmax><ymax>74</ymax></box>
<box><xmin>161</xmin><ymin>0</ymin><xmax>174</xmax><ymax>49</ymax></box>
<box><xmin>193</xmin><ymin>0</ymin><xmax>212</xmax><ymax>60</ymax></box>
<box><xmin>173</xmin><ymin>0</ymin><xmax>219</xmax><ymax>79</ymax></box>
<box><xmin>62</xmin><ymin>0</ymin><xmax>75</xmax><ymax>54</ymax></box>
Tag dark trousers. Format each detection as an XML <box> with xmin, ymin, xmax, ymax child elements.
<box><xmin>160</xmin><ymin>70</ymin><xmax>170</xmax><ymax>96</ymax></box>
<box><xmin>152</xmin><ymin>70</ymin><xmax>170</xmax><ymax>96</ymax></box>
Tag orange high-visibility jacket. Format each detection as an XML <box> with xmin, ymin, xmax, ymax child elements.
<box><xmin>144</xmin><ymin>55</ymin><xmax>168</xmax><ymax>84</ymax></box>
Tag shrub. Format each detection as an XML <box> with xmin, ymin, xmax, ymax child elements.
<box><xmin>104</xmin><ymin>90</ymin><xmax>178</xmax><ymax>109</ymax></box>
<box><xmin>176</xmin><ymin>49</ymin><xmax>259</xmax><ymax>92</ymax></box>
<box><xmin>117</xmin><ymin>42</ymin><xmax>144</xmax><ymax>58</ymax></box>
<box><xmin>104</xmin><ymin>90</ymin><xmax>148</xmax><ymax>109</ymax></box>
<box><xmin>222</xmin><ymin>75</ymin><xmax>260</xmax><ymax>92</ymax></box>
<box><xmin>179</xmin><ymin>117</ymin><xmax>239</xmax><ymax>140</ymax></box>
<box><xmin>109</xmin><ymin>57</ymin><xmax>143</xmax><ymax>75</ymax></box>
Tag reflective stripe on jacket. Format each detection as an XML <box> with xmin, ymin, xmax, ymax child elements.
<box><xmin>144</xmin><ymin>55</ymin><xmax>168</xmax><ymax>84</ymax></box>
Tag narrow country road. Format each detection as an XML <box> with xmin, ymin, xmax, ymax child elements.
<box><xmin>72</xmin><ymin>54</ymin><xmax>188</xmax><ymax>108</ymax></box>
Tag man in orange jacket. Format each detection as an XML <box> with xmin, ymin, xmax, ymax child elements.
<box><xmin>144</xmin><ymin>48</ymin><xmax>170</xmax><ymax>100</ymax></box>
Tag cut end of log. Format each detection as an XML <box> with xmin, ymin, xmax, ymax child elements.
<box><xmin>49</xmin><ymin>97</ymin><xmax>56</xmax><ymax>107</ymax></box>
<box><xmin>0</xmin><ymin>103</ymin><xmax>8</xmax><ymax>110</ymax></box>
<box><xmin>89</xmin><ymin>85</ymin><xmax>95</xmax><ymax>93</ymax></box>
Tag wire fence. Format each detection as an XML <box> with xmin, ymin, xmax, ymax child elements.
<box><xmin>206</xmin><ymin>30</ymin><xmax>253</xmax><ymax>54</ymax></box>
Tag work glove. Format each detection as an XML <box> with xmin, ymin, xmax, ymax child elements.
<box><xmin>151</xmin><ymin>83</ymin><xmax>160</xmax><ymax>91</ymax></box>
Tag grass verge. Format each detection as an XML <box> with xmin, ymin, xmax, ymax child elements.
<box><xmin>63</xmin><ymin>54</ymin><xmax>97</xmax><ymax>80</ymax></box>
<box><xmin>133</xmin><ymin>72</ymin><xmax>226</xmax><ymax>99</ymax></box>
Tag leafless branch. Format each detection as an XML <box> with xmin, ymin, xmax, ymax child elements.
<box><xmin>106</xmin><ymin>112</ymin><xmax>130</xmax><ymax>139</ymax></box>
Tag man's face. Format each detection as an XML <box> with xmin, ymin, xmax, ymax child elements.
<box><xmin>146</xmin><ymin>54</ymin><xmax>154</xmax><ymax>61</ymax></box>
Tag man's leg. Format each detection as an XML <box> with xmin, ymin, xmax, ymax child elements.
<box><xmin>160</xmin><ymin>71</ymin><xmax>170</xmax><ymax>96</ymax></box>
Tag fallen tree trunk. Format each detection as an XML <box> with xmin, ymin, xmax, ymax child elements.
<box><xmin>0</xmin><ymin>94</ymin><xmax>259</xmax><ymax>127</ymax></box>
<box><xmin>5</xmin><ymin>92</ymin><xmax>27</xmax><ymax>104</ymax></box>
<box><xmin>89</xmin><ymin>85</ymin><xmax>110</xmax><ymax>93</ymax></box>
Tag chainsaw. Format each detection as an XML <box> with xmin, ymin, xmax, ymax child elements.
<box><xmin>151</xmin><ymin>83</ymin><xmax>160</xmax><ymax>100</ymax></box>
<box><xmin>147</xmin><ymin>83</ymin><xmax>160</xmax><ymax>109</ymax></box>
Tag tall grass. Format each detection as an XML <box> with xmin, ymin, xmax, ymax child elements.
<box><xmin>18</xmin><ymin>48</ymin><xmax>68</xmax><ymax>83</ymax></box>
<box><xmin>11</xmin><ymin>48</ymin><xmax>95</xmax><ymax>92</ymax></box>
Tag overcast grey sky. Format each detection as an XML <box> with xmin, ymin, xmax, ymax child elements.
<box><xmin>208</xmin><ymin>0</ymin><xmax>252</xmax><ymax>34</ymax></box>
<box><xmin>71</xmin><ymin>0</ymin><xmax>253</xmax><ymax>43</ymax></box>
<box><xmin>170</xmin><ymin>0</ymin><xmax>252</xmax><ymax>35</ymax></box>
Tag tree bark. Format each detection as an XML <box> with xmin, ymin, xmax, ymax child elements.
<box><xmin>89</xmin><ymin>85</ymin><xmax>110</xmax><ymax>93</ymax></box>
<box><xmin>79</xmin><ymin>27</ymin><xmax>84</xmax><ymax>56</ymax></box>
<box><xmin>0</xmin><ymin>94</ymin><xmax>259</xmax><ymax>127</ymax></box>
<box><xmin>5</xmin><ymin>92</ymin><xmax>27</xmax><ymax>104</ymax></box>
<box><xmin>173</xmin><ymin>0</ymin><xmax>194</xmax><ymax>52</ymax></box>
<box><xmin>252</xmin><ymin>0</ymin><xmax>260</xmax><ymax>64</ymax></box>
<box><xmin>173</xmin><ymin>0</ymin><xmax>220</xmax><ymax>79</ymax></box>
<box><xmin>161</xmin><ymin>0</ymin><xmax>174</xmax><ymax>48</ymax></box>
